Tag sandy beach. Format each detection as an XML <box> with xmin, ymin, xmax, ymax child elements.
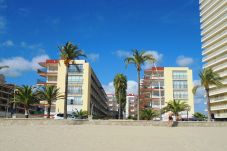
<box><xmin>0</xmin><ymin>125</ymin><xmax>227</xmax><ymax>151</ymax></box>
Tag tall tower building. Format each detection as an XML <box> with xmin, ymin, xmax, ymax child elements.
<box><xmin>199</xmin><ymin>0</ymin><xmax>227</xmax><ymax>118</ymax></box>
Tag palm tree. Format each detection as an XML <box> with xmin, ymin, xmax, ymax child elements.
<box><xmin>140</xmin><ymin>109</ymin><xmax>158</xmax><ymax>120</ymax></box>
<box><xmin>59</xmin><ymin>41</ymin><xmax>86</xmax><ymax>119</ymax></box>
<box><xmin>125</xmin><ymin>49</ymin><xmax>156</xmax><ymax>120</ymax></box>
<box><xmin>37</xmin><ymin>85</ymin><xmax>64</xmax><ymax>118</ymax></box>
<box><xmin>163</xmin><ymin>100</ymin><xmax>190</xmax><ymax>120</ymax></box>
<box><xmin>14</xmin><ymin>85</ymin><xmax>38</xmax><ymax>118</ymax></box>
<box><xmin>114</xmin><ymin>74</ymin><xmax>127</xmax><ymax>119</ymax></box>
<box><xmin>193</xmin><ymin>68</ymin><xmax>222</xmax><ymax>121</ymax></box>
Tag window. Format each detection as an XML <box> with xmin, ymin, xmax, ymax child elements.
<box><xmin>173</xmin><ymin>71</ymin><xmax>187</xmax><ymax>79</ymax></box>
<box><xmin>48</xmin><ymin>76</ymin><xmax>57</xmax><ymax>82</ymax></box>
<box><xmin>68</xmin><ymin>75</ymin><xmax>83</xmax><ymax>83</ymax></box>
<box><xmin>67</xmin><ymin>96</ymin><xmax>83</xmax><ymax>105</ymax></box>
<box><xmin>68</xmin><ymin>64</ymin><xmax>83</xmax><ymax>73</ymax></box>
<box><xmin>173</xmin><ymin>91</ymin><xmax>188</xmax><ymax>99</ymax></box>
<box><xmin>67</xmin><ymin>86</ymin><xmax>82</xmax><ymax>94</ymax></box>
<box><xmin>173</xmin><ymin>80</ymin><xmax>188</xmax><ymax>89</ymax></box>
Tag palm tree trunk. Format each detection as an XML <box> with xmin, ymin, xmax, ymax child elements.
<box><xmin>47</xmin><ymin>104</ymin><xmax>51</xmax><ymax>118</ymax></box>
<box><xmin>137</xmin><ymin>70</ymin><xmax>140</xmax><ymax>120</ymax></box>
<box><xmin>205</xmin><ymin>88</ymin><xmax>211</xmax><ymax>121</ymax></box>
<box><xmin>119</xmin><ymin>92</ymin><xmax>121</xmax><ymax>119</ymax></box>
<box><xmin>64</xmin><ymin>65</ymin><xmax>69</xmax><ymax>119</ymax></box>
<box><xmin>25</xmin><ymin>108</ymin><xmax>28</xmax><ymax>118</ymax></box>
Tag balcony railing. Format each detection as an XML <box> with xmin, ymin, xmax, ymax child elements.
<box><xmin>212</xmin><ymin>62</ymin><xmax>227</xmax><ymax>72</ymax></box>
<box><xmin>211</xmin><ymin>104</ymin><xmax>227</xmax><ymax>110</ymax></box>
<box><xmin>215</xmin><ymin>113</ymin><xmax>227</xmax><ymax>118</ymax></box>
<box><xmin>201</xmin><ymin>6</ymin><xmax>226</xmax><ymax>30</ymax></box>
<box><xmin>210</xmin><ymin>87</ymin><xmax>227</xmax><ymax>96</ymax></box>
<box><xmin>203</xmin><ymin>54</ymin><xmax>227</xmax><ymax>68</ymax></box>
<box><xmin>210</xmin><ymin>96</ymin><xmax>227</xmax><ymax>103</ymax></box>
<box><xmin>200</xmin><ymin>0</ymin><xmax>219</xmax><ymax>17</ymax></box>
<box><xmin>202</xmin><ymin>21</ymin><xmax>227</xmax><ymax>42</ymax></box>
<box><xmin>202</xmin><ymin>30</ymin><xmax>227</xmax><ymax>51</ymax></box>
<box><xmin>202</xmin><ymin>45</ymin><xmax>227</xmax><ymax>62</ymax></box>
<box><xmin>201</xmin><ymin>0</ymin><xmax>226</xmax><ymax>23</ymax></box>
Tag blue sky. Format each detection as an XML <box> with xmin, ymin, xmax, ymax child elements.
<box><xmin>0</xmin><ymin>0</ymin><xmax>205</xmax><ymax>113</ymax></box>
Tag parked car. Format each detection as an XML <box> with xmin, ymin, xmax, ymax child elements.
<box><xmin>54</xmin><ymin>113</ymin><xmax>74</xmax><ymax>119</ymax></box>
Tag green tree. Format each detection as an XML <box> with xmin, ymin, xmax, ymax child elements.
<box><xmin>14</xmin><ymin>85</ymin><xmax>38</xmax><ymax>118</ymax></box>
<box><xmin>163</xmin><ymin>100</ymin><xmax>190</xmax><ymax>120</ymax></box>
<box><xmin>114</xmin><ymin>74</ymin><xmax>127</xmax><ymax>119</ymax></box>
<box><xmin>125</xmin><ymin>49</ymin><xmax>156</xmax><ymax>120</ymax></box>
<box><xmin>72</xmin><ymin>109</ymin><xmax>88</xmax><ymax>119</ymax></box>
<box><xmin>193</xmin><ymin>68</ymin><xmax>222</xmax><ymax>121</ymax></box>
<box><xmin>140</xmin><ymin>109</ymin><xmax>158</xmax><ymax>120</ymax></box>
<box><xmin>59</xmin><ymin>41</ymin><xmax>86</xmax><ymax>119</ymax></box>
<box><xmin>193</xmin><ymin>112</ymin><xmax>207</xmax><ymax>121</ymax></box>
<box><xmin>37</xmin><ymin>85</ymin><xmax>64</xmax><ymax>118</ymax></box>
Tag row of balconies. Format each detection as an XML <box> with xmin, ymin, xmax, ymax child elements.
<box><xmin>213</xmin><ymin>62</ymin><xmax>227</xmax><ymax>72</ymax></box>
<box><xmin>201</xmin><ymin>5</ymin><xmax>226</xmax><ymax>31</ymax></box>
<box><xmin>203</xmin><ymin>53</ymin><xmax>227</xmax><ymax>68</ymax></box>
<box><xmin>202</xmin><ymin>45</ymin><xmax>227</xmax><ymax>62</ymax></box>
<box><xmin>211</xmin><ymin>104</ymin><xmax>227</xmax><ymax>111</ymax></box>
<box><xmin>200</xmin><ymin>0</ymin><xmax>219</xmax><ymax>18</ymax></box>
<box><xmin>202</xmin><ymin>13</ymin><xmax>227</xmax><ymax>38</ymax></box>
<box><xmin>201</xmin><ymin>0</ymin><xmax>226</xmax><ymax>24</ymax></box>
<box><xmin>210</xmin><ymin>87</ymin><xmax>227</xmax><ymax>96</ymax></box>
<box><xmin>202</xmin><ymin>29</ymin><xmax>227</xmax><ymax>52</ymax></box>
<box><xmin>202</xmin><ymin>22</ymin><xmax>226</xmax><ymax>44</ymax></box>
<box><xmin>210</xmin><ymin>95</ymin><xmax>227</xmax><ymax>103</ymax></box>
<box><xmin>214</xmin><ymin>112</ymin><xmax>227</xmax><ymax>118</ymax></box>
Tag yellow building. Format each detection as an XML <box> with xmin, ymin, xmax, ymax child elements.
<box><xmin>38</xmin><ymin>59</ymin><xmax>109</xmax><ymax>118</ymax></box>
<box><xmin>199</xmin><ymin>0</ymin><xmax>227</xmax><ymax>118</ymax></box>
<box><xmin>141</xmin><ymin>67</ymin><xmax>194</xmax><ymax>117</ymax></box>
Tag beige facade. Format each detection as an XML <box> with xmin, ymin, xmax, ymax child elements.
<box><xmin>199</xmin><ymin>0</ymin><xmax>227</xmax><ymax>118</ymax></box>
<box><xmin>38</xmin><ymin>59</ymin><xmax>109</xmax><ymax>117</ymax></box>
<box><xmin>141</xmin><ymin>67</ymin><xmax>194</xmax><ymax>117</ymax></box>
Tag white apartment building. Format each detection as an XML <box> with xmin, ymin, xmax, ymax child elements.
<box><xmin>199</xmin><ymin>0</ymin><xmax>227</xmax><ymax>118</ymax></box>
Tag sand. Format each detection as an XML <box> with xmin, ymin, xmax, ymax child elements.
<box><xmin>0</xmin><ymin>125</ymin><xmax>227</xmax><ymax>151</ymax></box>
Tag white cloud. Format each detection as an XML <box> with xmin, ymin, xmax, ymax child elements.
<box><xmin>103</xmin><ymin>80</ymin><xmax>138</xmax><ymax>95</ymax></box>
<box><xmin>1</xmin><ymin>40</ymin><xmax>14</xmax><ymax>47</ymax></box>
<box><xmin>0</xmin><ymin>55</ymin><xmax>49</xmax><ymax>77</ymax></box>
<box><xmin>0</xmin><ymin>16</ymin><xmax>6</xmax><ymax>33</ymax></box>
<box><xmin>114</xmin><ymin>50</ymin><xmax>131</xmax><ymax>58</ymax></box>
<box><xmin>176</xmin><ymin>55</ymin><xmax>194</xmax><ymax>66</ymax></box>
<box><xmin>87</xmin><ymin>53</ymin><xmax>99</xmax><ymax>62</ymax></box>
<box><xmin>144</xmin><ymin>50</ymin><xmax>163</xmax><ymax>69</ymax></box>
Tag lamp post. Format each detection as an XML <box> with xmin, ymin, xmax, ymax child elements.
<box><xmin>153</xmin><ymin>62</ymin><xmax>162</xmax><ymax>121</ymax></box>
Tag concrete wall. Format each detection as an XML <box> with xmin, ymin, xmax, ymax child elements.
<box><xmin>1</xmin><ymin>119</ymin><xmax>227</xmax><ymax>127</ymax></box>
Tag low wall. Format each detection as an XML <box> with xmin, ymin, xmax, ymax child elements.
<box><xmin>0</xmin><ymin>119</ymin><xmax>227</xmax><ymax>127</ymax></box>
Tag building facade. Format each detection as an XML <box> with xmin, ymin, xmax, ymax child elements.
<box><xmin>140</xmin><ymin>67</ymin><xmax>194</xmax><ymax>117</ymax></box>
<box><xmin>38</xmin><ymin>59</ymin><xmax>109</xmax><ymax>118</ymax></box>
<box><xmin>125</xmin><ymin>94</ymin><xmax>137</xmax><ymax>118</ymax></box>
<box><xmin>199</xmin><ymin>0</ymin><xmax>227</xmax><ymax>118</ymax></box>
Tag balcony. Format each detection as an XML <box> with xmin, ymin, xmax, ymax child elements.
<box><xmin>201</xmin><ymin>14</ymin><xmax>227</xmax><ymax>37</ymax></box>
<box><xmin>218</xmin><ymin>70</ymin><xmax>227</xmax><ymax>77</ymax></box>
<box><xmin>214</xmin><ymin>113</ymin><xmax>227</xmax><ymax>118</ymax></box>
<box><xmin>37</xmin><ymin>79</ymin><xmax>57</xmax><ymax>85</ymax></box>
<box><xmin>201</xmin><ymin>0</ymin><xmax>226</xmax><ymax>23</ymax></box>
<box><xmin>201</xmin><ymin>6</ymin><xmax>227</xmax><ymax>30</ymax></box>
<box><xmin>210</xmin><ymin>96</ymin><xmax>227</xmax><ymax>103</ymax></box>
<box><xmin>202</xmin><ymin>30</ymin><xmax>227</xmax><ymax>52</ymax></box>
<box><xmin>200</xmin><ymin>0</ymin><xmax>219</xmax><ymax>17</ymax></box>
<box><xmin>202</xmin><ymin>45</ymin><xmax>227</xmax><ymax>62</ymax></box>
<box><xmin>211</xmin><ymin>104</ymin><xmax>227</xmax><ymax>111</ymax></box>
<box><xmin>203</xmin><ymin>54</ymin><xmax>227</xmax><ymax>68</ymax></box>
<box><xmin>37</xmin><ymin>69</ymin><xmax>57</xmax><ymax>77</ymax></box>
<box><xmin>202</xmin><ymin>22</ymin><xmax>227</xmax><ymax>43</ymax></box>
<box><xmin>212</xmin><ymin>62</ymin><xmax>227</xmax><ymax>72</ymax></box>
<box><xmin>209</xmin><ymin>87</ymin><xmax>227</xmax><ymax>96</ymax></box>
